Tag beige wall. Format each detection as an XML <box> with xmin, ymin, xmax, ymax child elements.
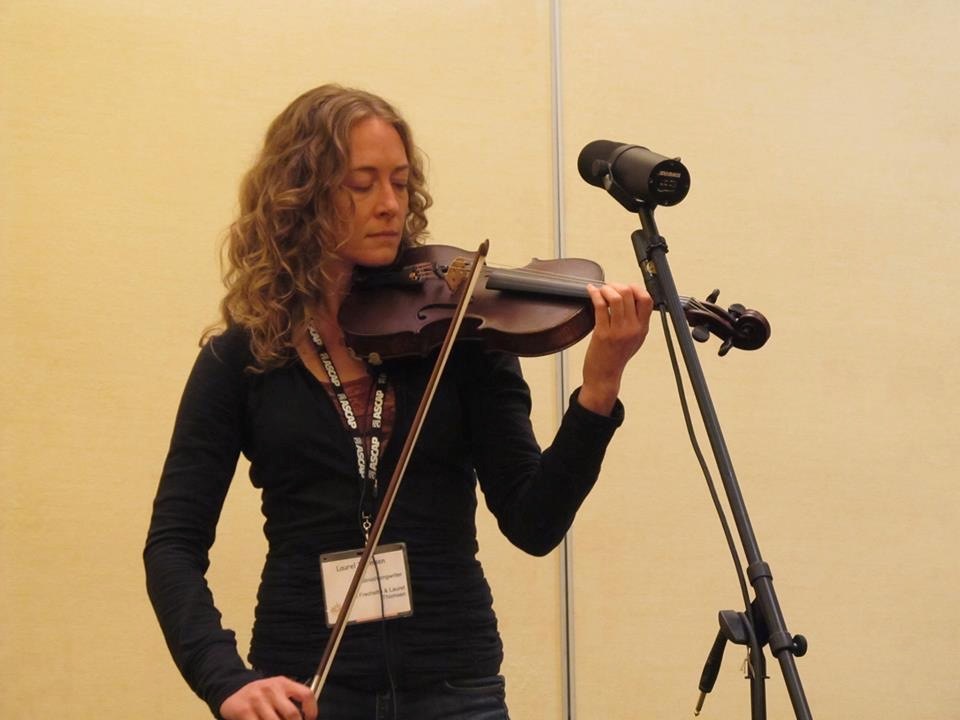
<box><xmin>2</xmin><ymin>2</ymin><xmax>957</xmax><ymax>718</ymax></box>
<box><xmin>561</xmin><ymin>3</ymin><xmax>960</xmax><ymax>718</ymax></box>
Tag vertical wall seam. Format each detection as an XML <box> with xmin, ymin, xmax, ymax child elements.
<box><xmin>549</xmin><ymin>1</ymin><xmax>576</xmax><ymax>719</ymax></box>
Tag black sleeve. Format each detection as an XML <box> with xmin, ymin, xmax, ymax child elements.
<box><xmin>143</xmin><ymin>328</ymin><xmax>262</xmax><ymax>717</ymax></box>
<box><xmin>467</xmin><ymin>351</ymin><xmax>624</xmax><ymax>556</ymax></box>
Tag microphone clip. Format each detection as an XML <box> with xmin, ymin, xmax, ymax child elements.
<box><xmin>597</xmin><ymin>164</ymin><xmax>648</xmax><ymax>213</ymax></box>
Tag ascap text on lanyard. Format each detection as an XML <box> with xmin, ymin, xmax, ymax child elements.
<box><xmin>307</xmin><ymin>323</ymin><xmax>388</xmax><ymax>541</ymax></box>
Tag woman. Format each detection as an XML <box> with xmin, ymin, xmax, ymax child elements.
<box><xmin>145</xmin><ymin>84</ymin><xmax>652</xmax><ymax>720</ymax></box>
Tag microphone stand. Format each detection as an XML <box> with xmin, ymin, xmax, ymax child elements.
<box><xmin>628</xmin><ymin>201</ymin><xmax>812</xmax><ymax>720</ymax></box>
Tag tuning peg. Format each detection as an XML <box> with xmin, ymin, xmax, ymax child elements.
<box><xmin>727</xmin><ymin>302</ymin><xmax>745</xmax><ymax>319</ymax></box>
<box><xmin>692</xmin><ymin>324</ymin><xmax>711</xmax><ymax>343</ymax></box>
<box><xmin>706</xmin><ymin>288</ymin><xmax>720</xmax><ymax>303</ymax></box>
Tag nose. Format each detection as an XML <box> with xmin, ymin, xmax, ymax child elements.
<box><xmin>376</xmin><ymin>180</ymin><xmax>400</xmax><ymax>216</ymax></box>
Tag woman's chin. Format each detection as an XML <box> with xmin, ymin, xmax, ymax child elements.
<box><xmin>359</xmin><ymin>245</ymin><xmax>403</xmax><ymax>268</ymax></box>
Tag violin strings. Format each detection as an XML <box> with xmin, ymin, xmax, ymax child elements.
<box><xmin>482</xmin><ymin>262</ymin><xmax>605</xmax><ymax>286</ymax></box>
<box><xmin>415</xmin><ymin>256</ymin><xmax>604</xmax><ymax>286</ymax></box>
<box><xmin>408</xmin><ymin>255</ymin><xmax>698</xmax><ymax>306</ymax></box>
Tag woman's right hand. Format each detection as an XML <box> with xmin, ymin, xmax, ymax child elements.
<box><xmin>219</xmin><ymin>677</ymin><xmax>318</xmax><ymax>720</ymax></box>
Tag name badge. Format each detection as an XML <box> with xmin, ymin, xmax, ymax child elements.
<box><xmin>319</xmin><ymin>543</ymin><xmax>413</xmax><ymax>627</ymax></box>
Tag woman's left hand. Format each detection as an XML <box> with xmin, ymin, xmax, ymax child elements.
<box><xmin>577</xmin><ymin>283</ymin><xmax>653</xmax><ymax>416</ymax></box>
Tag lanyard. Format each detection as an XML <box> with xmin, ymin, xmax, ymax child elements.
<box><xmin>307</xmin><ymin>323</ymin><xmax>388</xmax><ymax>540</ymax></box>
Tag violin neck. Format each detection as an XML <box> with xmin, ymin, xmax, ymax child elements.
<box><xmin>486</xmin><ymin>267</ymin><xmax>690</xmax><ymax>306</ymax></box>
<box><xmin>485</xmin><ymin>267</ymin><xmax>593</xmax><ymax>299</ymax></box>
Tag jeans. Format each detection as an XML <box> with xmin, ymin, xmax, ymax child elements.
<box><xmin>315</xmin><ymin>675</ymin><xmax>511</xmax><ymax>720</ymax></box>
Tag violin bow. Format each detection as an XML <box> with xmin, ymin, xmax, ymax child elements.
<box><xmin>308</xmin><ymin>239</ymin><xmax>491</xmax><ymax>700</ymax></box>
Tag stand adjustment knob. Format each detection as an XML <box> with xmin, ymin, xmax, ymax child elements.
<box><xmin>792</xmin><ymin>634</ymin><xmax>808</xmax><ymax>657</ymax></box>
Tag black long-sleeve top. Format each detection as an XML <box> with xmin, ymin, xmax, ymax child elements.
<box><xmin>144</xmin><ymin>326</ymin><xmax>624</xmax><ymax>717</ymax></box>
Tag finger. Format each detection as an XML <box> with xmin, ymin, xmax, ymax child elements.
<box><xmin>250</xmin><ymin>692</ymin><xmax>285</xmax><ymax>720</ymax></box>
<box><xmin>614</xmin><ymin>283</ymin><xmax>640</xmax><ymax>326</ymax></box>
<box><xmin>632</xmin><ymin>284</ymin><xmax>653</xmax><ymax>318</ymax></box>
<box><xmin>599</xmin><ymin>283</ymin><xmax>626</xmax><ymax>325</ymax></box>
<box><xmin>265</xmin><ymin>682</ymin><xmax>311</xmax><ymax>720</ymax></box>
<box><xmin>600</xmin><ymin>285</ymin><xmax>623</xmax><ymax>322</ymax></box>
<box><xmin>587</xmin><ymin>284</ymin><xmax>610</xmax><ymax>329</ymax></box>
<box><xmin>615</xmin><ymin>284</ymin><xmax>653</xmax><ymax>333</ymax></box>
<box><xmin>287</xmin><ymin>680</ymin><xmax>318</xmax><ymax>720</ymax></box>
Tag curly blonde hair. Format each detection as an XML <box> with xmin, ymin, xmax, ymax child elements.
<box><xmin>209</xmin><ymin>84</ymin><xmax>431</xmax><ymax>370</ymax></box>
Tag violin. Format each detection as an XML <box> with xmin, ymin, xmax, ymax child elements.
<box><xmin>338</xmin><ymin>244</ymin><xmax>770</xmax><ymax>363</ymax></box>
<box><xmin>311</xmin><ymin>241</ymin><xmax>769</xmax><ymax>700</ymax></box>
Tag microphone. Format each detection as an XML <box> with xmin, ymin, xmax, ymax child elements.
<box><xmin>577</xmin><ymin>140</ymin><xmax>690</xmax><ymax>207</ymax></box>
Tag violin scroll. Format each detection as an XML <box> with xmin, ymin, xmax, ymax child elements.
<box><xmin>686</xmin><ymin>289</ymin><xmax>770</xmax><ymax>356</ymax></box>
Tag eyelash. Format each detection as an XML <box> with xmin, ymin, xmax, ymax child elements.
<box><xmin>346</xmin><ymin>182</ymin><xmax>409</xmax><ymax>194</ymax></box>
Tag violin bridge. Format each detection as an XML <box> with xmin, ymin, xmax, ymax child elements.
<box><xmin>442</xmin><ymin>257</ymin><xmax>471</xmax><ymax>293</ymax></box>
